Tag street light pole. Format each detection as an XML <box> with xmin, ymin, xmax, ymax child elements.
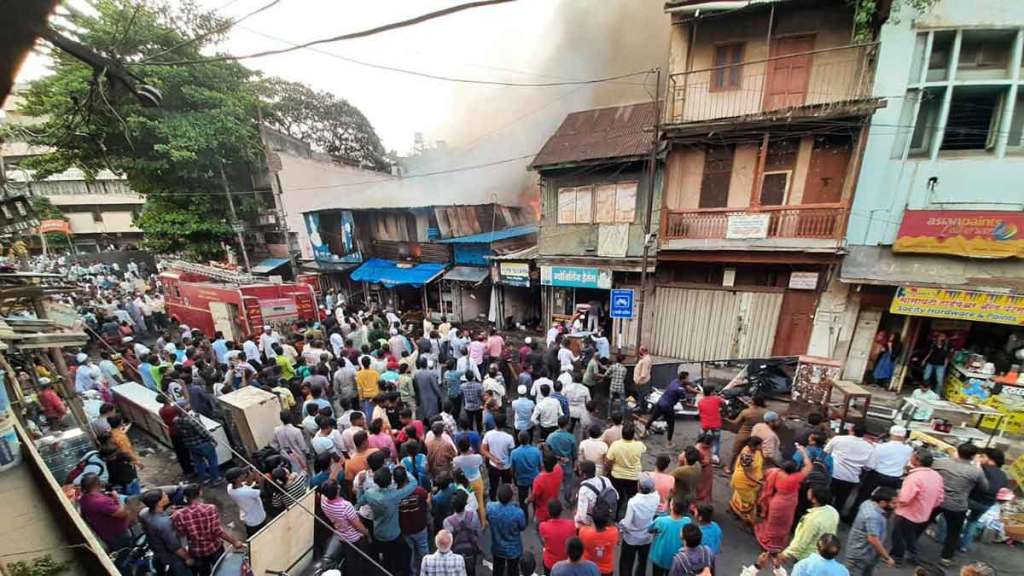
<box><xmin>220</xmin><ymin>162</ymin><xmax>251</xmax><ymax>270</ymax></box>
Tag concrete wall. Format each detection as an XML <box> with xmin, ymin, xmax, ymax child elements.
<box><xmin>847</xmin><ymin>0</ymin><xmax>1024</xmax><ymax>247</ymax></box>
<box><xmin>537</xmin><ymin>164</ymin><xmax>661</xmax><ymax>258</ymax></box>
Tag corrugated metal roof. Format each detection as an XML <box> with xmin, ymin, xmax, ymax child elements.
<box><xmin>489</xmin><ymin>245</ymin><xmax>539</xmax><ymax>261</ymax></box>
<box><xmin>442</xmin><ymin>266</ymin><xmax>490</xmax><ymax>284</ymax></box>
<box><xmin>434</xmin><ymin>224</ymin><xmax>538</xmax><ymax>244</ymax></box>
<box><xmin>530</xmin><ymin>102</ymin><xmax>656</xmax><ymax>169</ymax></box>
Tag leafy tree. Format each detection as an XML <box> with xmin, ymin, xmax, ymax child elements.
<box><xmin>261</xmin><ymin>78</ymin><xmax>391</xmax><ymax>172</ymax></box>
<box><xmin>16</xmin><ymin>0</ymin><xmax>254</xmax><ymax>259</ymax></box>
<box><xmin>14</xmin><ymin>0</ymin><xmax>390</xmax><ymax>259</ymax></box>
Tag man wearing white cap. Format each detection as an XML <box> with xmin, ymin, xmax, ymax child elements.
<box><xmin>259</xmin><ymin>325</ymin><xmax>279</xmax><ymax>360</ymax></box>
<box><xmin>847</xmin><ymin>425</ymin><xmax>913</xmax><ymax>523</ymax></box>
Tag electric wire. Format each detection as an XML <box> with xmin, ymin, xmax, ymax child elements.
<box><xmin>138</xmin><ymin>0</ymin><xmax>285</xmax><ymax>63</ymax></box>
<box><xmin>135</xmin><ymin>0</ymin><xmax>518</xmax><ymax>67</ymax></box>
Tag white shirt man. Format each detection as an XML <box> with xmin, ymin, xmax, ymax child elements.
<box><xmin>563</xmin><ymin>380</ymin><xmax>591</xmax><ymax>420</ymax></box>
<box><xmin>869</xmin><ymin>426</ymin><xmax>913</xmax><ymax>478</ymax></box>
<box><xmin>329</xmin><ymin>332</ymin><xmax>344</xmax><ymax>358</ymax></box>
<box><xmin>242</xmin><ymin>339</ymin><xmax>261</xmax><ymax>364</ymax></box>
<box><xmin>259</xmin><ymin>328</ymin><xmax>279</xmax><ymax>359</ymax></box>
<box><xmin>825</xmin><ymin>430</ymin><xmax>875</xmax><ymax>483</ymax></box>
<box><xmin>531</xmin><ymin>393</ymin><xmax>562</xmax><ymax>429</ymax></box>
<box><xmin>530</xmin><ymin>376</ymin><xmax>554</xmax><ymax>399</ymax></box>
<box><xmin>574</xmin><ymin>472</ymin><xmax>616</xmax><ymax>527</ymax></box>
<box><xmin>557</xmin><ymin>346</ymin><xmax>577</xmax><ymax>373</ymax></box>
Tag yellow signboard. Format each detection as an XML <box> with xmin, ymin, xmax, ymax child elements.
<box><xmin>890</xmin><ymin>286</ymin><xmax>1024</xmax><ymax>326</ymax></box>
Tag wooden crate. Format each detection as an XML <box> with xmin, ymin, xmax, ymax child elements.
<box><xmin>217</xmin><ymin>386</ymin><xmax>281</xmax><ymax>455</ymax></box>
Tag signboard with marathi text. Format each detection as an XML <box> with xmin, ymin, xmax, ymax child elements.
<box><xmin>540</xmin><ymin>265</ymin><xmax>612</xmax><ymax>290</ymax></box>
<box><xmin>726</xmin><ymin>213</ymin><xmax>770</xmax><ymax>239</ymax></box>
<box><xmin>890</xmin><ymin>286</ymin><xmax>1024</xmax><ymax>326</ymax></box>
<box><xmin>38</xmin><ymin>219</ymin><xmax>71</xmax><ymax>235</ymax></box>
<box><xmin>609</xmin><ymin>289</ymin><xmax>635</xmax><ymax>319</ymax></box>
<box><xmin>498</xmin><ymin>262</ymin><xmax>531</xmax><ymax>287</ymax></box>
<box><xmin>894</xmin><ymin>210</ymin><xmax>1023</xmax><ymax>259</ymax></box>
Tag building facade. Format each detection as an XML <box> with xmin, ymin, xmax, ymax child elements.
<box><xmin>530</xmin><ymin>101</ymin><xmax>661</xmax><ymax>352</ymax></box>
<box><xmin>829</xmin><ymin>0</ymin><xmax>1024</xmax><ymax>412</ymax></box>
<box><xmin>654</xmin><ymin>0</ymin><xmax>876</xmax><ymax>361</ymax></box>
<box><xmin>2</xmin><ymin>90</ymin><xmax>144</xmax><ymax>252</ymax></box>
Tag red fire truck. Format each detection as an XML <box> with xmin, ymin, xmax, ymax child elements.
<box><xmin>158</xmin><ymin>261</ymin><xmax>318</xmax><ymax>341</ymax></box>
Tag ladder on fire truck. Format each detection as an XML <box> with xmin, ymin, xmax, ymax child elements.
<box><xmin>163</xmin><ymin>260</ymin><xmax>256</xmax><ymax>284</ymax></box>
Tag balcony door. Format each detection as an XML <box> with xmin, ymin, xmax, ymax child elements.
<box><xmin>765</xmin><ymin>35</ymin><xmax>815</xmax><ymax>110</ymax></box>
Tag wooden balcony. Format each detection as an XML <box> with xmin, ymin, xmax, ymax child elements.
<box><xmin>663</xmin><ymin>204</ymin><xmax>848</xmax><ymax>244</ymax></box>
<box><xmin>668</xmin><ymin>44</ymin><xmax>875</xmax><ymax>126</ymax></box>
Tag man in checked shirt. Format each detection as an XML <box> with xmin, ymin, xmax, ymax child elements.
<box><xmin>172</xmin><ymin>484</ymin><xmax>243</xmax><ymax>576</ymax></box>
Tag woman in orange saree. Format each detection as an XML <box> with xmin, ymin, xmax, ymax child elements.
<box><xmin>755</xmin><ymin>445</ymin><xmax>813</xmax><ymax>552</ymax></box>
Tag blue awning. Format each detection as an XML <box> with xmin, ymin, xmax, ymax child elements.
<box><xmin>435</xmin><ymin>224</ymin><xmax>538</xmax><ymax>244</ymax></box>
<box><xmin>251</xmin><ymin>257</ymin><xmax>291</xmax><ymax>274</ymax></box>
<box><xmin>349</xmin><ymin>258</ymin><xmax>447</xmax><ymax>288</ymax></box>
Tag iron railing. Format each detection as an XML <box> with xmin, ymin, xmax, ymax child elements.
<box><xmin>664</xmin><ymin>204</ymin><xmax>848</xmax><ymax>241</ymax></box>
<box><xmin>668</xmin><ymin>44</ymin><xmax>875</xmax><ymax>124</ymax></box>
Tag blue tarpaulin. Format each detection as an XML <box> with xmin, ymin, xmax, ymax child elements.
<box><xmin>349</xmin><ymin>258</ymin><xmax>447</xmax><ymax>288</ymax></box>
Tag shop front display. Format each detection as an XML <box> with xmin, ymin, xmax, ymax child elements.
<box><xmin>540</xmin><ymin>264</ymin><xmax>612</xmax><ymax>331</ymax></box>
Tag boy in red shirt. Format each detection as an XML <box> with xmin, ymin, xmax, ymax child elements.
<box><xmin>38</xmin><ymin>379</ymin><xmax>67</xmax><ymax>428</ymax></box>
<box><xmin>529</xmin><ymin>452</ymin><xmax>563</xmax><ymax>523</ymax></box>
<box><xmin>696</xmin><ymin>386</ymin><xmax>724</xmax><ymax>464</ymax></box>
<box><xmin>538</xmin><ymin>499</ymin><xmax>576</xmax><ymax>573</ymax></box>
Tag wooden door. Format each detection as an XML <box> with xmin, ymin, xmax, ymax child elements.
<box><xmin>803</xmin><ymin>135</ymin><xmax>852</xmax><ymax>204</ymax></box>
<box><xmin>842</xmin><ymin>309</ymin><xmax>882</xmax><ymax>382</ymax></box>
<box><xmin>771</xmin><ymin>290</ymin><xmax>818</xmax><ymax>356</ymax></box>
<box><xmin>764</xmin><ymin>35</ymin><xmax>815</xmax><ymax>110</ymax></box>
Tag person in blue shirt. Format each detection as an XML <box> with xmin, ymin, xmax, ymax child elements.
<box><xmin>431</xmin><ymin>473</ymin><xmax>457</xmax><ymax>532</ymax></box>
<box><xmin>649</xmin><ymin>499</ymin><xmax>692</xmax><ymax>576</ymax></box>
<box><xmin>211</xmin><ymin>332</ymin><xmax>229</xmax><ymax>367</ymax></box>
<box><xmin>456</xmin><ymin>414</ymin><xmax>482</xmax><ymax>454</ymax></box>
<box><xmin>511</xmin><ymin>385</ymin><xmax>536</xmax><ymax>443</ymax></box>
<box><xmin>137</xmin><ymin>354</ymin><xmax>158</xmax><ymax>391</ymax></box>
<box><xmin>509</xmin><ymin>431</ymin><xmax>542</xmax><ymax>519</ymax></box>
<box><xmin>545</xmin><ymin>416</ymin><xmax>577</xmax><ymax>502</ymax></box>
<box><xmin>791</xmin><ymin>533</ymin><xmax>849</xmax><ymax>576</ymax></box>
<box><xmin>487</xmin><ymin>484</ymin><xmax>527</xmax><ymax>576</ymax></box>
<box><xmin>792</xmin><ymin>433</ymin><xmax>834</xmax><ymax>476</ymax></box>
<box><xmin>357</xmin><ymin>465</ymin><xmax>419</xmax><ymax>576</ymax></box>
<box><xmin>695</xmin><ymin>503</ymin><xmax>722</xmax><ymax>556</ymax></box>
<box><xmin>644</xmin><ymin>367</ymin><xmax>689</xmax><ymax>443</ymax></box>
<box><xmin>400</xmin><ymin>440</ymin><xmax>431</xmax><ymax>490</ymax></box>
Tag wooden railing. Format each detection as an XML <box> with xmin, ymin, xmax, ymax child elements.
<box><xmin>668</xmin><ymin>44</ymin><xmax>875</xmax><ymax>124</ymax></box>
<box><xmin>664</xmin><ymin>204</ymin><xmax>848</xmax><ymax>241</ymax></box>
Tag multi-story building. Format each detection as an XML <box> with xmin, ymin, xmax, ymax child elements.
<box><xmin>1</xmin><ymin>89</ymin><xmax>145</xmax><ymax>252</ymax></box>
<box><xmin>653</xmin><ymin>0</ymin><xmax>878</xmax><ymax>360</ymax></box>
<box><xmin>528</xmin><ymin>101</ymin><xmax>661</xmax><ymax>351</ymax></box>
<box><xmin>830</xmin><ymin>0</ymin><xmax>1024</xmax><ymax>408</ymax></box>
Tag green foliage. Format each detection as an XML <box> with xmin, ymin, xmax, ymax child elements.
<box><xmin>260</xmin><ymin>78</ymin><xmax>391</xmax><ymax>172</ymax></box>
<box><xmin>848</xmin><ymin>0</ymin><xmax>940</xmax><ymax>42</ymax></box>
<box><xmin>29</xmin><ymin>196</ymin><xmax>65</xmax><ymax>220</ymax></box>
<box><xmin>8</xmin><ymin>555</ymin><xmax>69</xmax><ymax>576</ymax></box>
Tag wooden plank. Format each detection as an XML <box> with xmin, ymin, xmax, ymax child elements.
<box><xmin>248</xmin><ymin>489</ymin><xmax>316</xmax><ymax>575</ymax></box>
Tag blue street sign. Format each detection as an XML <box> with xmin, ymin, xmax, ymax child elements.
<box><xmin>609</xmin><ymin>288</ymin><xmax>635</xmax><ymax>319</ymax></box>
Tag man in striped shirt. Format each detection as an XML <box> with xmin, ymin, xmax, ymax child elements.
<box><xmin>320</xmin><ymin>480</ymin><xmax>370</xmax><ymax>574</ymax></box>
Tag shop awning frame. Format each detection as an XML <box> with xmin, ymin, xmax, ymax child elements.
<box><xmin>349</xmin><ymin>258</ymin><xmax>447</xmax><ymax>288</ymax></box>
<box><xmin>442</xmin><ymin>266</ymin><xmax>490</xmax><ymax>286</ymax></box>
<box><xmin>434</xmin><ymin>224</ymin><xmax>538</xmax><ymax>244</ymax></box>
<box><xmin>251</xmin><ymin>257</ymin><xmax>291</xmax><ymax>274</ymax></box>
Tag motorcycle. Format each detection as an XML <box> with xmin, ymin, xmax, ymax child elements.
<box><xmin>110</xmin><ymin>532</ymin><xmax>153</xmax><ymax>576</ymax></box>
<box><xmin>720</xmin><ymin>358</ymin><xmax>796</xmax><ymax>419</ymax></box>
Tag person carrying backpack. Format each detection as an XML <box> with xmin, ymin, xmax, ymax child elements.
<box><xmin>574</xmin><ymin>460</ymin><xmax>619</xmax><ymax>527</ymax></box>
<box><xmin>443</xmin><ymin>490</ymin><xmax>483</xmax><ymax>576</ymax></box>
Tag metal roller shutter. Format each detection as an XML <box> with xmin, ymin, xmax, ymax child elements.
<box><xmin>651</xmin><ymin>287</ymin><xmax>784</xmax><ymax>361</ymax></box>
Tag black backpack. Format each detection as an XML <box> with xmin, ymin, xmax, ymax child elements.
<box><xmin>583</xmin><ymin>477</ymin><xmax>618</xmax><ymax>520</ymax></box>
<box><xmin>805</xmin><ymin>456</ymin><xmax>832</xmax><ymax>489</ymax></box>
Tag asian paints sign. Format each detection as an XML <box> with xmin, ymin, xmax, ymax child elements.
<box><xmin>540</xmin><ymin>266</ymin><xmax>612</xmax><ymax>289</ymax></box>
<box><xmin>894</xmin><ymin>210</ymin><xmax>1022</xmax><ymax>259</ymax></box>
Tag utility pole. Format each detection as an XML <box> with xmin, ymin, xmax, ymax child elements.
<box><xmin>220</xmin><ymin>162</ymin><xmax>251</xmax><ymax>270</ymax></box>
<box><xmin>634</xmin><ymin>68</ymin><xmax>662</xmax><ymax>355</ymax></box>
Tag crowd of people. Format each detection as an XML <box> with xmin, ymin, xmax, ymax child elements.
<box><xmin>13</xmin><ymin>260</ymin><xmax>1012</xmax><ymax>576</ymax></box>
